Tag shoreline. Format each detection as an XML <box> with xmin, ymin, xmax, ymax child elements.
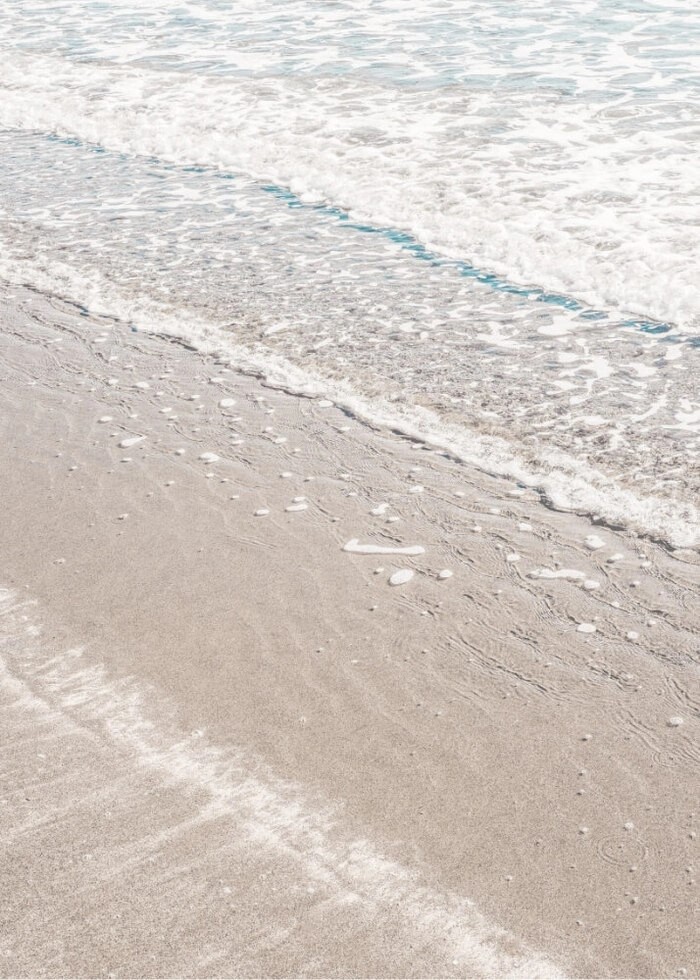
<box><xmin>2</xmin><ymin>267</ymin><xmax>698</xmax><ymax>552</ymax></box>
<box><xmin>1</xmin><ymin>282</ymin><xmax>698</xmax><ymax>978</ymax></box>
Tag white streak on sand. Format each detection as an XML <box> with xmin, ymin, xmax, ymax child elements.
<box><xmin>0</xmin><ymin>587</ymin><xmax>561</xmax><ymax>978</ymax></box>
<box><xmin>343</xmin><ymin>539</ymin><xmax>425</xmax><ymax>556</ymax></box>
<box><xmin>528</xmin><ymin>567</ymin><xmax>586</xmax><ymax>582</ymax></box>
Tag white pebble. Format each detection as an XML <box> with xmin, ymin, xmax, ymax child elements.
<box><xmin>254</xmin><ymin>508</ymin><xmax>270</xmax><ymax>517</ymax></box>
<box><xmin>585</xmin><ymin>535</ymin><xmax>606</xmax><ymax>550</ymax></box>
<box><xmin>119</xmin><ymin>436</ymin><xmax>145</xmax><ymax>449</ymax></box>
<box><xmin>389</xmin><ymin>569</ymin><xmax>414</xmax><ymax>587</ymax></box>
<box><xmin>438</xmin><ymin>570</ymin><xmax>453</xmax><ymax>580</ymax></box>
<box><xmin>506</xmin><ymin>553</ymin><xmax>521</xmax><ymax>563</ymax></box>
<box><xmin>667</xmin><ymin>716</ymin><xmax>684</xmax><ymax>728</ymax></box>
<box><xmin>219</xmin><ymin>398</ymin><xmax>236</xmax><ymax>408</ymax></box>
<box><xmin>577</xmin><ymin>623</ymin><xmax>597</xmax><ymax>634</ymax></box>
<box><xmin>199</xmin><ymin>452</ymin><xmax>220</xmax><ymax>464</ymax></box>
<box><xmin>98</xmin><ymin>416</ymin><xmax>112</xmax><ymax>423</ymax></box>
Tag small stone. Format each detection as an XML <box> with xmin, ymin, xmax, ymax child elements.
<box><xmin>585</xmin><ymin>535</ymin><xmax>605</xmax><ymax>550</ymax></box>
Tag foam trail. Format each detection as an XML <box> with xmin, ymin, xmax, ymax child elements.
<box><xmin>0</xmin><ymin>587</ymin><xmax>563</xmax><ymax>978</ymax></box>
<box><xmin>0</xmin><ymin>253</ymin><xmax>696</xmax><ymax>549</ymax></box>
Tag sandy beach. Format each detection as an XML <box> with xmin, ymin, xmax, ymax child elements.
<box><xmin>0</xmin><ymin>283</ymin><xmax>697</xmax><ymax>978</ymax></box>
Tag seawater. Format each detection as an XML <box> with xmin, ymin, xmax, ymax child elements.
<box><xmin>0</xmin><ymin>0</ymin><xmax>698</xmax><ymax>545</ymax></box>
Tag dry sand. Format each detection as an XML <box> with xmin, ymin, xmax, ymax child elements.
<box><xmin>0</xmin><ymin>283</ymin><xmax>698</xmax><ymax>979</ymax></box>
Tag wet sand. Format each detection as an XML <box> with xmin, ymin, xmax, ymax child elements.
<box><xmin>0</xmin><ymin>284</ymin><xmax>698</xmax><ymax>979</ymax></box>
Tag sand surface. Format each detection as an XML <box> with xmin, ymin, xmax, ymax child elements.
<box><xmin>0</xmin><ymin>284</ymin><xmax>698</xmax><ymax>979</ymax></box>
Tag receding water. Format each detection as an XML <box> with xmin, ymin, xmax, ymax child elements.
<box><xmin>0</xmin><ymin>0</ymin><xmax>698</xmax><ymax>543</ymax></box>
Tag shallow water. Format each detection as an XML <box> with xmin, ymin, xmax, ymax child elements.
<box><xmin>0</xmin><ymin>0</ymin><xmax>698</xmax><ymax>544</ymax></box>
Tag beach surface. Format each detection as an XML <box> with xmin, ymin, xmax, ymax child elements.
<box><xmin>1</xmin><ymin>284</ymin><xmax>698</xmax><ymax>979</ymax></box>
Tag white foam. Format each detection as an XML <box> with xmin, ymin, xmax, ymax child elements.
<box><xmin>0</xmin><ymin>189</ymin><xmax>697</xmax><ymax>550</ymax></box>
<box><xmin>2</xmin><ymin>39</ymin><xmax>699</xmax><ymax>331</ymax></box>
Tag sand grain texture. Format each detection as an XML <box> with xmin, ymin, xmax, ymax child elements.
<box><xmin>0</xmin><ymin>286</ymin><xmax>698</xmax><ymax>979</ymax></box>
